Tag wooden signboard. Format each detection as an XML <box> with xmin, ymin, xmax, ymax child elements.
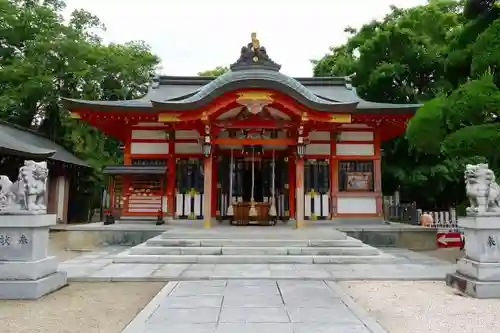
<box><xmin>345</xmin><ymin>172</ymin><xmax>372</xmax><ymax>191</ymax></box>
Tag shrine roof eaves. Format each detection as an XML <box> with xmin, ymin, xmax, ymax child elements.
<box><xmin>62</xmin><ymin>73</ymin><xmax>421</xmax><ymax>115</ymax></box>
<box><xmin>0</xmin><ymin>121</ymin><xmax>88</xmax><ymax>166</ymax></box>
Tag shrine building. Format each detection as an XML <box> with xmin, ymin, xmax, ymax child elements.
<box><xmin>63</xmin><ymin>34</ymin><xmax>419</xmax><ymax>227</ymax></box>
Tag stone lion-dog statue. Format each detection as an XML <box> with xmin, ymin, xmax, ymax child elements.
<box><xmin>0</xmin><ymin>160</ymin><xmax>48</xmax><ymax>213</ymax></box>
<box><xmin>465</xmin><ymin>163</ymin><xmax>500</xmax><ymax>215</ymax></box>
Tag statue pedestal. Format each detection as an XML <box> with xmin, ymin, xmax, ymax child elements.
<box><xmin>0</xmin><ymin>214</ymin><xmax>68</xmax><ymax>299</ymax></box>
<box><xmin>446</xmin><ymin>215</ymin><xmax>500</xmax><ymax>298</ymax></box>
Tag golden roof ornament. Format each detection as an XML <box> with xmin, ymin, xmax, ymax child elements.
<box><xmin>229</xmin><ymin>32</ymin><xmax>281</xmax><ymax>71</ymax></box>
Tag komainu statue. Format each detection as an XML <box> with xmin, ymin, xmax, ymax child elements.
<box><xmin>465</xmin><ymin>163</ymin><xmax>500</xmax><ymax>215</ymax></box>
<box><xmin>0</xmin><ymin>160</ymin><xmax>49</xmax><ymax>214</ymax></box>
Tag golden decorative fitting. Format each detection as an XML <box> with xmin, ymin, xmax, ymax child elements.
<box><xmin>201</xmin><ymin>111</ymin><xmax>209</xmax><ymax>122</ymax></box>
<box><xmin>188</xmin><ymin>212</ymin><xmax>195</xmax><ymax>219</ymax></box>
<box><xmin>284</xmin><ymin>211</ymin><xmax>289</xmax><ymax>217</ymax></box>
<box><xmin>329</xmin><ymin>114</ymin><xmax>352</xmax><ymax>123</ymax></box>
<box><xmin>251</xmin><ymin>32</ymin><xmax>260</xmax><ymax>50</ymax></box>
<box><xmin>311</xmin><ymin>214</ymin><xmax>317</xmax><ymax>221</ymax></box>
<box><xmin>158</xmin><ymin>113</ymin><xmax>180</xmax><ymax>122</ymax></box>
<box><xmin>301</xmin><ymin>112</ymin><xmax>309</xmax><ymax>122</ymax></box>
<box><xmin>236</xmin><ymin>91</ymin><xmax>274</xmax><ymax>102</ymax></box>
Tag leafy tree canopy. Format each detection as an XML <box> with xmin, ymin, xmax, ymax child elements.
<box><xmin>0</xmin><ymin>0</ymin><xmax>160</xmax><ymax>220</ymax></box>
<box><xmin>198</xmin><ymin>66</ymin><xmax>229</xmax><ymax>77</ymax></box>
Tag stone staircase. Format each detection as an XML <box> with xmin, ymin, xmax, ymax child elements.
<box><xmin>112</xmin><ymin>227</ymin><xmax>396</xmax><ymax>264</ymax></box>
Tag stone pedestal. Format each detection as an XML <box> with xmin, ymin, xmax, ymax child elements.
<box><xmin>446</xmin><ymin>215</ymin><xmax>500</xmax><ymax>298</ymax></box>
<box><xmin>0</xmin><ymin>214</ymin><xmax>67</xmax><ymax>299</ymax></box>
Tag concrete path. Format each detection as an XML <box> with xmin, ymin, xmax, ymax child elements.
<box><xmin>122</xmin><ymin>280</ymin><xmax>387</xmax><ymax>333</ymax></box>
<box><xmin>58</xmin><ymin>247</ymin><xmax>456</xmax><ymax>282</ymax></box>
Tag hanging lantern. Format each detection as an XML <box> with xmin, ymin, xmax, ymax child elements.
<box><xmin>296</xmin><ymin>136</ymin><xmax>307</xmax><ymax>158</ymax></box>
<box><xmin>202</xmin><ymin>135</ymin><xmax>212</xmax><ymax>157</ymax></box>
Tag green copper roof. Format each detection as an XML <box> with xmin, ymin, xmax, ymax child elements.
<box><xmin>151</xmin><ymin>69</ymin><xmax>357</xmax><ymax>112</ymax></box>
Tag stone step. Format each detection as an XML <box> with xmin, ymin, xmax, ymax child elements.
<box><xmin>159</xmin><ymin>232</ymin><xmax>348</xmax><ymax>240</ymax></box>
<box><xmin>146</xmin><ymin>238</ymin><xmax>363</xmax><ymax>248</ymax></box>
<box><xmin>129</xmin><ymin>246</ymin><xmax>380</xmax><ymax>256</ymax></box>
<box><xmin>112</xmin><ymin>254</ymin><xmax>395</xmax><ymax>264</ymax></box>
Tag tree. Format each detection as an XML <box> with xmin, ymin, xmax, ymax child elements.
<box><xmin>406</xmin><ymin>2</ymin><xmax>500</xmax><ymax>208</ymax></box>
<box><xmin>0</xmin><ymin>0</ymin><xmax>160</xmax><ymax>220</ymax></box>
<box><xmin>313</xmin><ymin>1</ymin><xmax>466</xmax><ymax>208</ymax></box>
<box><xmin>198</xmin><ymin>66</ymin><xmax>229</xmax><ymax>77</ymax></box>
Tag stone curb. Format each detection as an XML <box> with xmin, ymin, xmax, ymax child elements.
<box><xmin>326</xmin><ymin>281</ymin><xmax>389</xmax><ymax>333</ymax></box>
<box><xmin>67</xmin><ymin>275</ymin><xmax>448</xmax><ymax>282</ymax></box>
<box><xmin>120</xmin><ymin>281</ymin><xmax>177</xmax><ymax>333</ymax></box>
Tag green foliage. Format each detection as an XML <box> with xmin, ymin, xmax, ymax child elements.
<box><xmin>0</xmin><ymin>0</ymin><xmax>159</xmax><ymax>221</ymax></box>
<box><xmin>442</xmin><ymin>123</ymin><xmax>500</xmax><ymax>159</ymax></box>
<box><xmin>471</xmin><ymin>19</ymin><xmax>500</xmax><ymax>78</ymax></box>
<box><xmin>406</xmin><ymin>97</ymin><xmax>447</xmax><ymax>154</ymax></box>
<box><xmin>443</xmin><ymin>74</ymin><xmax>500</xmax><ymax>130</ymax></box>
<box><xmin>198</xmin><ymin>66</ymin><xmax>229</xmax><ymax>77</ymax></box>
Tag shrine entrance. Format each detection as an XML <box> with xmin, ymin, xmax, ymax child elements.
<box><xmin>216</xmin><ymin>145</ymin><xmax>291</xmax><ymax>225</ymax></box>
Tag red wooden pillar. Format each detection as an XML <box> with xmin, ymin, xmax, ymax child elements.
<box><xmin>295</xmin><ymin>158</ymin><xmax>305</xmax><ymax>228</ymax></box>
<box><xmin>373</xmin><ymin>130</ymin><xmax>383</xmax><ymax>217</ymax></box>
<box><xmin>165</xmin><ymin>132</ymin><xmax>176</xmax><ymax>217</ymax></box>
<box><xmin>203</xmin><ymin>155</ymin><xmax>213</xmax><ymax>228</ymax></box>
<box><xmin>288</xmin><ymin>153</ymin><xmax>296</xmax><ymax>220</ymax></box>
<box><xmin>166</xmin><ymin>156</ymin><xmax>175</xmax><ymax>218</ymax></box>
<box><xmin>211</xmin><ymin>150</ymin><xmax>218</xmax><ymax>217</ymax></box>
<box><xmin>330</xmin><ymin>131</ymin><xmax>338</xmax><ymax>218</ymax></box>
<box><xmin>123</xmin><ymin>129</ymin><xmax>132</xmax><ymax>214</ymax></box>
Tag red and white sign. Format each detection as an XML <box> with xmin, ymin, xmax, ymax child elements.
<box><xmin>437</xmin><ymin>232</ymin><xmax>464</xmax><ymax>248</ymax></box>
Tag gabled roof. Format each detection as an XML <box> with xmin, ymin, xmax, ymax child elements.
<box><xmin>62</xmin><ymin>34</ymin><xmax>421</xmax><ymax>115</ymax></box>
<box><xmin>0</xmin><ymin>121</ymin><xmax>88</xmax><ymax>167</ymax></box>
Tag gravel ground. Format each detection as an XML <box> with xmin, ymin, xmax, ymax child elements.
<box><xmin>0</xmin><ymin>282</ymin><xmax>165</xmax><ymax>333</ymax></box>
<box><xmin>340</xmin><ymin>281</ymin><xmax>500</xmax><ymax>333</ymax></box>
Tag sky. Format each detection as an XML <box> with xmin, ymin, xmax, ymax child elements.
<box><xmin>63</xmin><ymin>0</ymin><xmax>428</xmax><ymax>77</ymax></box>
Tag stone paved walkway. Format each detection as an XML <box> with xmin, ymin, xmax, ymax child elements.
<box><xmin>122</xmin><ymin>280</ymin><xmax>387</xmax><ymax>333</ymax></box>
<box><xmin>58</xmin><ymin>247</ymin><xmax>456</xmax><ymax>281</ymax></box>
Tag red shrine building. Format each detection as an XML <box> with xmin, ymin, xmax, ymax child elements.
<box><xmin>63</xmin><ymin>34</ymin><xmax>419</xmax><ymax>227</ymax></box>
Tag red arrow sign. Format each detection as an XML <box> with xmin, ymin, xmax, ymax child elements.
<box><xmin>437</xmin><ymin>232</ymin><xmax>463</xmax><ymax>248</ymax></box>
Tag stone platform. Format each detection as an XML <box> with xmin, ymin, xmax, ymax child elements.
<box><xmin>0</xmin><ymin>214</ymin><xmax>68</xmax><ymax>299</ymax></box>
<box><xmin>53</xmin><ymin>221</ymin><xmax>438</xmax><ymax>252</ymax></box>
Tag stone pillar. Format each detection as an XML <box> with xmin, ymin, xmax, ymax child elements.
<box><xmin>447</xmin><ymin>215</ymin><xmax>500</xmax><ymax>298</ymax></box>
<box><xmin>295</xmin><ymin>158</ymin><xmax>305</xmax><ymax>228</ymax></box>
<box><xmin>203</xmin><ymin>156</ymin><xmax>213</xmax><ymax>229</ymax></box>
